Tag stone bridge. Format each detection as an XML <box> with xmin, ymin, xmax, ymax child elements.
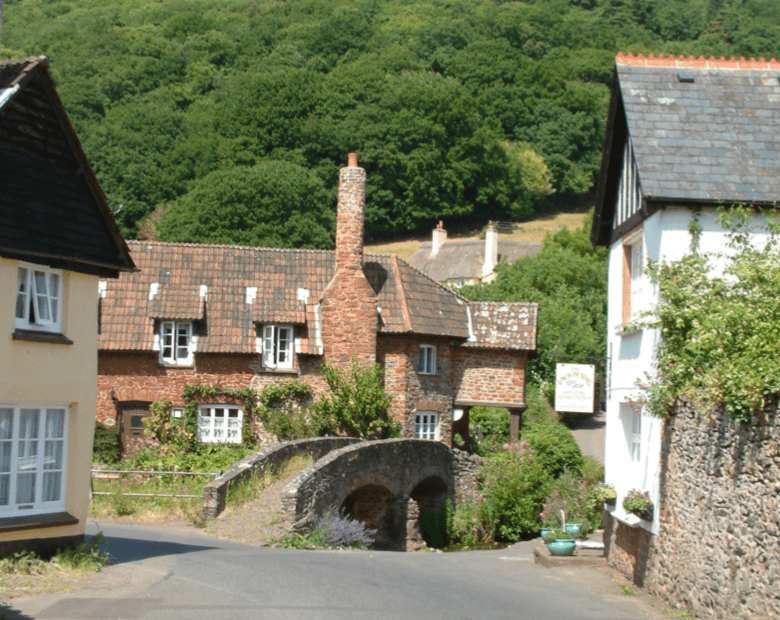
<box><xmin>279</xmin><ymin>439</ymin><xmax>480</xmax><ymax>550</ymax></box>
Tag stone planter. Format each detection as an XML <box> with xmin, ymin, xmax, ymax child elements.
<box><xmin>546</xmin><ymin>539</ymin><xmax>576</xmax><ymax>556</ymax></box>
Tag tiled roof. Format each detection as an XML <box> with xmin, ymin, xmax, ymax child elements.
<box><xmin>616</xmin><ymin>53</ymin><xmax>780</xmax><ymax>204</ymax></box>
<box><xmin>99</xmin><ymin>241</ymin><xmax>537</xmax><ymax>353</ymax></box>
<box><xmin>408</xmin><ymin>240</ymin><xmax>543</xmax><ymax>281</ymax></box>
<box><xmin>465</xmin><ymin>302</ymin><xmax>538</xmax><ymax>350</ymax></box>
<box><xmin>0</xmin><ymin>57</ymin><xmax>135</xmax><ymax>278</ymax></box>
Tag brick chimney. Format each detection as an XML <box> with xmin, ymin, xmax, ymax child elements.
<box><xmin>482</xmin><ymin>222</ymin><xmax>499</xmax><ymax>279</ymax></box>
<box><xmin>319</xmin><ymin>153</ymin><xmax>377</xmax><ymax>367</ymax></box>
<box><xmin>335</xmin><ymin>153</ymin><xmax>366</xmax><ymax>274</ymax></box>
<box><xmin>431</xmin><ymin>220</ymin><xmax>447</xmax><ymax>256</ymax></box>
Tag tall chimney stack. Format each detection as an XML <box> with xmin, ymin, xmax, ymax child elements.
<box><xmin>431</xmin><ymin>220</ymin><xmax>447</xmax><ymax>256</ymax></box>
<box><xmin>335</xmin><ymin>153</ymin><xmax>366</xmax><ymax>274</ymax></box>
<box><xmin>482</xmin><ymin>222</ymin><xmax>499</xmax><ymax>279</ymax></box>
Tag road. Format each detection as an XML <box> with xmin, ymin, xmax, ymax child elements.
<box><xmin>2</xmin><ymin>521</ymin><xmax>669</xmax><ymax>620</ymax></box>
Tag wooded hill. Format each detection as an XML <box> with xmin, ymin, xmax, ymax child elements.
<box><xmin>3</xmin><ymin>0</ymin><xmax>779</xmax><ymax>246</ymax></box>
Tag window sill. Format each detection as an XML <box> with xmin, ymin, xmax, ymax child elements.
<box><xmin>257</xmin><ymin>367</ymin><xmax>298</xmax><ymax>374</ymax></box>
<box><xmin>0</xmin><ymin>511</ymin><xmax>79</xmax><ymax>533</ymax></box>
<box><xmin>12</xmin><ymin>329</ymin><xmax>73</xmax><ymax>345</ymax></box>
<box><xmin>419</xmin><ymin>373</ymin><xmax>439</xmax><ymax>377</ymax></box>
<box><xmin>615</xmin><ymin>324</ymin><xmax>642</xmax><ymax>337</ymax></box>
<box><xmin>610</xmin><ymin>509</ymin><xmax>652</xmax><ymax>531</ymax></box>
<box><xmin>158</xmin><ymin>363</ymin><xmax>195</xmax><ymax>369</ymax></box>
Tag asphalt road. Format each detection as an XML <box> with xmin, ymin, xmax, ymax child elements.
<box><xmin>2</xmin><ymin>521</ymin><xmax>669</xmax><ymax>620</ymax></box>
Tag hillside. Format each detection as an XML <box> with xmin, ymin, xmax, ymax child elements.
<box><xmin>3</xmin><ymin>0</ymin><xmax>778</xmax><ymax>246</ymax></box>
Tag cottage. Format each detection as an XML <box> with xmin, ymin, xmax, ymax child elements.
<box><xmin>98</xmin><ymin>155</ymin><xmax>537</xmax><ymax>456</ymax></box>
<box><xmin>407</xmin><ymin>222</ymin><xmax>542</xmax><ymax>287</ymax></box>
<box><xmin>0</xmin><ymin>57</ymin><xmax>135</xmax><ymax>555</ymax></box>
<box><xmin>591</xmin><ymin>53</ymin><xmax>780</xmax><ymax>590</ymax></box>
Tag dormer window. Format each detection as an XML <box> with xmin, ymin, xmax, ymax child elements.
<box><xmin>419</xmin><ymin>345</ymin><xmax>437</xmax><ymax>375</ymax></box>
<box><xmin>261</xmin><ymin>325</ymin><xmax>294</xmax><ymax>369</ymax></box>
<box><xmin>15</xmin><ymin>263</ymin><xmax>62</xmax><ymax>333</ymax></box>
<box><xmin>160</xmin><ymin>321</ymin><xmax>193</xmax><ymax>365</ymax></box>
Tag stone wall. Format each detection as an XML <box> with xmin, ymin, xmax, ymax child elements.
<box><xmin>202</xmin><ymin>437</ymin><xmax>360</xmax><ymax>519</ymax></box>
<box><xmin>606</xmin><ymin>402</ymin><xmax>780</xmax><ymax>620</ymax></box>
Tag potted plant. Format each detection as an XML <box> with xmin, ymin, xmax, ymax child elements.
<box><xmin>544</xmin><ymin>529</ymin><xmax>576</xmax><ymax>556</ymax></box>
<box><xmin>623</xmin><ymin>489</ymin><xmax>653</xmax><ymax>521</ymax></box>
<box><xmin>594</xmin><ymin>483</ymin><xmax>618</xmax><ymax>509</ymax></box>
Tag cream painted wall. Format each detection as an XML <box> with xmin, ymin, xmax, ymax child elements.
<box><xmin>0</xmin><ymin>257</ymin><xmax>99</xmax><ymax>543</ymax></box>
<box><xmin>604</xmin><ymin>207</ymin><xmax>774</xmax><ymax>535</ymax></box>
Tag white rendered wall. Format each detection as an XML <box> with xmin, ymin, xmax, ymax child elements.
<box><xmin>604</xmin><ymin>207</ymin><xmax>773</xmax><ymax>534</ymax></box>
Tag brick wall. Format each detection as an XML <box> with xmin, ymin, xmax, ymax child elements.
<box><xmin>454</xmin><ymin>348</ymin><xmax>527</xmax><ymax>405</ymax></box>
<box><xmin>97</xmin><ymin>351</ymin><xmax>257</xmax><ymax>422</ymax></box>
<box><xmin>603</xmin><ymin>512</ymin><xmax>655</xmax><ymax>587</ymax></box>
<box><xmin>377</xmin><ymin>334</ymin><xmax>455</xmax><ymax>445</ymax></box>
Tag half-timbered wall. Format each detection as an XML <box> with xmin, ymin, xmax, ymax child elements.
<box><xmin>613</xmin><ymin>136</ymin><xmax>642</xmax><ymax>229</ymax></box>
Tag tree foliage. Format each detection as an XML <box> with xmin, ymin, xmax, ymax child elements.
<box><xmin>4</xmin><ymin>0</ymin><xmax>776</xmax><ymax>242</ymax></box>
<box><xmin>640</xmin><ymin>207</ymin><xmax>780</xmax><ymax>422</ymax></box>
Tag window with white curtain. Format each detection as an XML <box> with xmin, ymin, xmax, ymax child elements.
<box><xmin>261</xmin><ymin>325</ymin><xmax>294</xmax><ymax>369</ymax></box>
<box><xmin>15</xmin><ymin>263</ymin><xmax>63</xmax><ymax>333</ymax></box>
<box><xmin>419</xmin><ymin>345</ymin><xmax>436</xmax><ymax>375</ymax></box>
<box><xmin>0</xmin><ymin>405</ymin><xmax>67</xmax><ymax>515</ymax></box>
<box><xmin>159</xmin><ymin>321</ymin><xmax>193</xmax><ymax>365</ymax></box>
<box><xmin>415</xmin><ymin>412</ymin><xmax>438</xmax><ymax>440</ymax></box>
<box><xmin>196</xmin><ymin>406</ymin><xmax>242</xmax><ymax>444</ymax></box>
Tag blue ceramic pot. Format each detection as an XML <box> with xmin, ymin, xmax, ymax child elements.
<box><xmin>564</xmin><ymin>522</ymin><xmax>582</xmax><ymax>537</ymax></box>
<box><xmin>540</xmin><ymin>527</ymin><xmax>553</xmax><ymax>538</ymax></box>
<box><xmin>546</xmin><ymin>539</ymin><xmax>576</xmax><ymax>556</ymax></box>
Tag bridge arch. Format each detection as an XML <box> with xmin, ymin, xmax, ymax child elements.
<box><xmin>281</xmin><ymin>439</ymin><xmax>461</xmax><ymax>550</ymax></box>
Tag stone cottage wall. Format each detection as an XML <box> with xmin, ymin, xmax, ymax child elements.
<box><xmin>606</xmin><ymin>402</ymin><xmax>780</xmax><ymax>620</ymax></box>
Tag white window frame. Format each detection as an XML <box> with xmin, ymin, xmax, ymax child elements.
<box><xmin>15</xmin><ymin>262</ymin><xmax>63</xmax><ymax>333</ymax></box>
<box><xmin>415</xmin><ymin>412</ymin><xmax>439</xmax><ymax>440</ymax></box>
<box><xmin>630</xmin><ymin>411</ymin><xmax>642</xmax><ymax>463</ymax></box>
<box><xmin>261</xmin><ymin>324</ymin><xmax>294</xmax><ymax>369</ymax></box>
<box><xmin>622</xmin><ymin>231</ymin><xmax>644</xmax><ymax>323</ymax></box>
<box><xmin>196</xmin><ymin>405</ymin><xmax>242</xmax><ymax>444</ymax></box>
<box><xmin>170</xmin><ymin>407</ymin><xmax>184</xmax><ymax>419</ymax></box>
<box><xmin>419</xmin><ymin>345</ymin><xmax>437</xmax><ymax>375</ymax></box>
<box><xmin>159</xmin><ymin>321</ymin><xmax>193</xmax><ymax>365</ymax></box>
<box><xmin>0</xmin><ymin>404</ymin><xmax>68</xmax><ymax>516</ymax></box>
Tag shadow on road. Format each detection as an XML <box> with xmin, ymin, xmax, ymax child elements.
<box><xmin>1</xmin><ymin>601</ymin><xmax>35</xmax><ymax>620</ymax></box>
<box><xmin>86</xmin><ymin>534</ymin><xmax>220</xmax><ymax>565</ymax></box>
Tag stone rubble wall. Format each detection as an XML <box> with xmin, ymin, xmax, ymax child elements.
<box><xmin>202</xmin><ymin>437</ymin><xmax>360</xmax><ymax>520</ymax></box>
<box><xmin>608</xmin><ymin>402</ymin><xmax>780</xmax><ymax>620</ymax></box>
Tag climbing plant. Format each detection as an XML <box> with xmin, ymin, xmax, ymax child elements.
<box><xmin>256</xmin><ymin>379</ymin><xmax>332</xmax><ymax>441</ymax></box>
<box><xmin>145</xmin><ymin>385</ymin><xmax>260</xmax><ymax>454</ymax></box>
<box><xmin>640</xmin><ymin>206</ymin><xmax>780</xmax><ymax>422</ymax></box>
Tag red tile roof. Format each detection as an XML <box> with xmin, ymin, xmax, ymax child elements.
<box><xmin>99</xmin><ymin>241</ymin><xmax>537</xmax><ymax>353</ymax></box>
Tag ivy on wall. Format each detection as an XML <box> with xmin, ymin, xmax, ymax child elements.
<box><xmin>640</xmin><ymin>206</ymin><xmax>780</xmax><ymax>422</ymax></box>
<box><xmin>146</xmin><ymin>385</ymin><xmax>260</xmax><ymax>454</ymax></box>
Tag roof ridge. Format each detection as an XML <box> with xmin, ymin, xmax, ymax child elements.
<box><xmin>394</xmin><ymin>254</ymin><xmax>471</xmax><ymax>303</ymax></box>
<box><xmin>616</xmin><ymin>52</ymin><xmax>780</xmax><ymax>70</ymax></box>
<box><xmin>127</xmin><ymin>240</ymin><xmax>334</xmax><ymax>254</ymax></box>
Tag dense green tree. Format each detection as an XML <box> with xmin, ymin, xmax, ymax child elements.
<box><xmin>3</xmin><ymin>0</ymin><xmax>778</xmax><ymax>242</ymax></box>
<box><xmin>158</xmin><ymin>161</ymin><xmax>335</xmax><ymax>249</ymax></box>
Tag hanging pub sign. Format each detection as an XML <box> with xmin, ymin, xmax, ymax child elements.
<box><xmin>555</xmin><ymin>363</ymin><xmax>596</xmax><ymax>413</ymax></box>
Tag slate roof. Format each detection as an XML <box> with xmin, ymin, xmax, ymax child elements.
<box><xmin>407</xmin><ymin>239</ymin><xmax>542</xmax><ymax>282</ymax></box>
<box><xmin>100</xmin><ymin>242</ymin><xmax>536</xmax><ymax>353</ymax></box>
<box><xmin>592</xmin><ymin>54</ymin><xmax>780</xmax><ymax>245</ymax></box>
<box><xmin>0</xmin><ymin>57</ymin><xmax>134</xmax><ymax>277</ymax></box>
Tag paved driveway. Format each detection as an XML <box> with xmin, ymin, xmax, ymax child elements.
<box><xmin>1</xmin><ymin>521</ymin><xmax>668</xmax><ymax>620</ymax></box>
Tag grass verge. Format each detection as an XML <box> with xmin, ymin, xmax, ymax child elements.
<box><xmin>0</xmin><ymin>535</ymin><xmax>109</xmax><ymax>600</ymax></box>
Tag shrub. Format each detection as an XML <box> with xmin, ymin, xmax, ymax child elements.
<box><xmin>479</xmin><ymin>444</ymin><xmax>554</xmax><ymax>541</ymax></box>
<box><xmin>92</xmin><ymin>422</ymin><xmax>120</xmax><ymax>465</ymax></box>
<box><xmin>540</xmin><ymin>469</ymin><xmax>598</xmax><ymax>531</ymax></box>
<box><xmin>311</xmin><ymin>359</ymin><xmax>400</xmax><ymax>439</ymax></box>
<box><xmin>521</xmin><ymin>421</ymin><xmax>584</xmax><ymax>478</ymax></box>
<box><xmin>470</xmin><ymin>407</ymin><xmax>510</xmax><ymax>453</ymax></box>
<box><xmin>279</xmin><ymin>512</ymin><xmax>376</xmax><ymax>549</ymax></box>
<box><xmin>450</xmin><ymin>499</ymin><xmax>496</xmax><ymax>547</ymax></box>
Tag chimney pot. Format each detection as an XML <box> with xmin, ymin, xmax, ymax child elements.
<box><xmin>348</xmin><ymin>153</ymin><xmax>358</xmax><ymax>168</ymax></box>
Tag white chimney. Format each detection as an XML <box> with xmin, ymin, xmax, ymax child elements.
<box><xmin>431</xmin><ymin>220</ymin><xmax>447</xmax><ymax>256</ymax></box>
<box><xmin>482</xmin><ymin>222</ymin><xmax>499</xmax><ymax>278</ymax></box>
